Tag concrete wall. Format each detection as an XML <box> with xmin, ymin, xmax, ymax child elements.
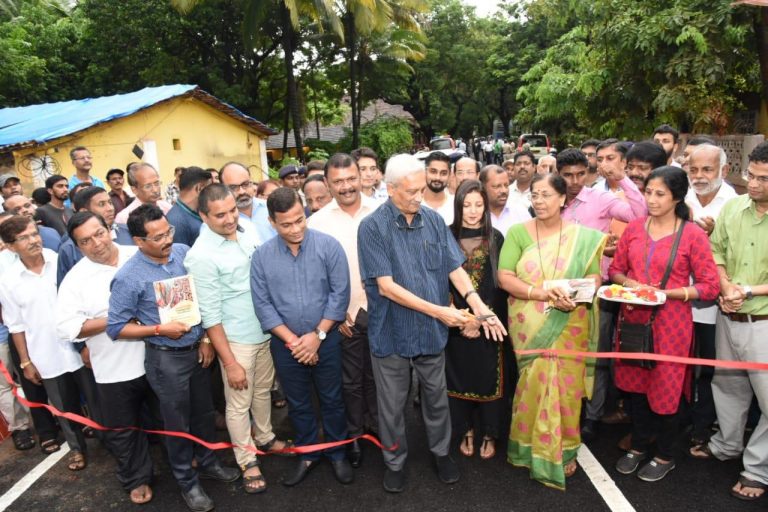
<box><xmin>12</xmin><ymin>96</ymin><xmax>269</xmax><ymax>192</ymax></box>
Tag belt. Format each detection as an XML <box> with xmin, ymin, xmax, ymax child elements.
<box><xmin>727</xmin><ymin>313</ymin><xmax>768</xmax><ymax>323</ymax></box>
<box><xmin>146</xmin><ymin>341</ymin><xmax>200</xmax><ymax>352</ymax></box>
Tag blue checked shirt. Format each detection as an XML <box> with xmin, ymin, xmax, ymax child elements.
<box><xmin>358</xmin><ymin>200</ymin><xmax>466</xmax><ymax>358</ymax></box>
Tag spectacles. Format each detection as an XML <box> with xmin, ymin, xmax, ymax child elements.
<box><xmin>13</xmin><ymin>231</ymin><xmax>41</xmax><ymax>244</ymax></box>
<box><xmin>76</xmin><ymin>227</ymin><xmax>109</xmax><ymax>247</ymax></box>
<box><xmin>138</xmin><ymin>180</ymin><xmax>162</xmax><ymax>191</ymax></box>
<box><xmin>742</xmin><ymin>170</ymin><xmax>768</xmax><ymax>184</ymax></box>
<box><xmin>227</xmin><ymin>180</ymin><xmax>252</xmax><ymax>192</ymax></box>
<box><xmin>140</xmin><ymin>225</ymin><xmax>175</xmax><ymax>243</ymax></box>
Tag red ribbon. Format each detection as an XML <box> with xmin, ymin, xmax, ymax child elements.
<box><xmin>514</xmin><ymin>348</ymin><xmax>768</xmax><ymax>371</ymax></box>
<box><xmin>0</xmin><ymin>361</ymin><xmax>394</xmax><ymax>455</ymax></box>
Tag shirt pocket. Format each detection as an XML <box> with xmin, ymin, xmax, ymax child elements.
<box><xmin>424</xmin><ymin>241</ymin><xmax>444</xmax><ymax>271</ymax></box>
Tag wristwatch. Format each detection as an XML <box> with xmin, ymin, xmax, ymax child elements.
<box><xmin>315</xmin><ymin>329</ymin><xmax>327</xmax><ymax>341</ymax></box>
<box><xmin>744</xmin><ymin>285</ymin><xmax>754</xmax><ymax>300</ymax></box>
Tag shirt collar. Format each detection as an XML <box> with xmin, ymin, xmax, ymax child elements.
<box><xmin>176</xmin><ymin>199</ymin><xmax>202</xmax><ymax>221</ymax></box>
<box><xmin>137</xmin><ymin>245</ymin><xmax>178</xmax><ymax>266</ymax></box>
<box><xmin>383</xmin><ymin>199</ymin><xmax>424</xmax><ymax>230</ymax></box>
<box><xmin>275</xmin><ymin>228</ymin><xmax>312</xmax><ymax>255</ymax></box>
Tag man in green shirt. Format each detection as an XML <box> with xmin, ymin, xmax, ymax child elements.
<box><xmin>693</xmin><ymin>141</ymin><xmax>768</xmax><ymax>501</ymax></box>
<box><xmin>184</xmin><ymin>184</ymin><xmax>292</xmax><ymax>495</ymax></box>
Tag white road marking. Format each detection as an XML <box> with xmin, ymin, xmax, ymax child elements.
<box><xmin>578</xmin><ymin>444</ymin><xmax>636</xmax><ymax>512</ymax></box>
<box><xmin>0</xmin><ymin>442</ymin><xmax>70</xmax><ymax>512</ymax></box>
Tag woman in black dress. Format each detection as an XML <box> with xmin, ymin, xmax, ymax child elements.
<box><xmin>446</xmin><ymin>179</ymin><xmax>507</xmax><ymax>460</ymax></box>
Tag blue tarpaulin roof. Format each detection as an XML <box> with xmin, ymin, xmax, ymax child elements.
<box><xmin>0</xmin><ymin>84</ymin><xmax>275</xmax><ymax>151</ymax></box>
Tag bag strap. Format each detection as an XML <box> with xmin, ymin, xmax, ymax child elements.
<box><xmin>649</xmin><ymin>220</ymin><xmax>686</xmax><ymax>323</ymax></box>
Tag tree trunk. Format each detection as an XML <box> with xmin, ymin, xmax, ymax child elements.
<box><xmin>345</xmin><ymin>14</ymin><xmax>360</xmax><ymax>148</ymax></box>
<box><xmin>281</xmin><ymin>4</ymin><xmax>304</xmax><ymax>162</ymax></box>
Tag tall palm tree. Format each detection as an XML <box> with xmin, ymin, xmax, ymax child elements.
<box><xmin>172</xmin><ymin>0</ymin><xmax>341</xmax><ymax>162</ymax></box>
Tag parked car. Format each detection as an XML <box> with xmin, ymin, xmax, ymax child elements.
<box><xmin>414</xmin><ymin>136</ymin><xmax>467</xmax><ymax>163</ymax></box>
<box><xmin>517</xmin><ymin>133</ymin><xmax>554</xmax><ymax>159</ymax></box>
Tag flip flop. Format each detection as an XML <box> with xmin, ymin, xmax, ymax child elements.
<box><xmin>40</xmin><ymin>438</ymin><xmax>61</xmax><ymax>455</ymax></box>
<box><xmin>459</xmin><ymin>430</ymin><xmax>474</xmax><ymax>457</ymax></box>
<box><xmin>731</xmin><ymin>476</ymin><xmax>767</xmax><ymax>501</ymax></box>
<box><xmin>67</xmin><ymin>450</ymin><xmax>86</xmax><ymax>471</ymax></box>
<box><xmin>480</xmin><ymin>437</ymin><xmax>495</xmax><ymax>460</ymax></box>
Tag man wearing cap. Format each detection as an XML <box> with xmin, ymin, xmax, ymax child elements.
<box><xmin>0</xmin><ymin>174</ymin><xmax>23</xmax><ymax>213</ymax></box>
<box><xmin>279</xmin><ymin>165</ymin><xmax>306</xmax><ymax>206</ymax></box>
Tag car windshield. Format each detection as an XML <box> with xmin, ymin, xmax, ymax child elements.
<box><xmin>522</xmin><ymin>135</ymin><xmax>547</xmax><ymax>147</ymax></box>
<box><xmin>431</xmin><ymin>139</ymin><xmax>452</xmax><ymax>150</ymax></box>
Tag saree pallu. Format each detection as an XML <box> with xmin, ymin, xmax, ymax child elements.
<box><xmin>500</xmin><ymin>223</ymin><xmax>605</xmax><ymax>490</ymax></box>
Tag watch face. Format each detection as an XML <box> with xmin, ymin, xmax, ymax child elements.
<box><xmin>317</xmin><ymin>330</ymin><xmax>327</xmax><ymax>340</ymax></box>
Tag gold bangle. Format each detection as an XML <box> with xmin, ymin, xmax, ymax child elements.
<box><xmin>19</xmin><ymin>360</ymin><xmax>32</xmax><ymax>369</ymax></box>
<box><xmin>527</xmin><ymin>285</ymin><xmax>534</xmax><ymax>300</ymax></box>
<box><xmin>683</xmin><ymin>287</ymin><xmax>690</xmax><ymax>302</ymax></box>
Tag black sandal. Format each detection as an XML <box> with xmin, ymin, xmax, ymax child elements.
<box><xmin>732</xmin><ymin>476</ymin><xmax>767</xmax><ymax>501</ymax></box>
<box><xmin>12</xmin><ymin>429</ymin><xmax>35</xmax><ymax>451</ymax></box>
<box><xmin>242</xmin><ymin>460</ymin><xmax>267</xmax><ymax>494</ymax></box>
<box><xmin>40</xmin><ymin>438</ymin><xmax>61</xmax><ymax>455</ymax></box>
<box><xmin>257</xmin><ymin>438</ymin><xmax>296</xmax><ymax>457</ymax></box>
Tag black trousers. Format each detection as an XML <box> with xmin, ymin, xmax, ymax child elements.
<box><xmin>449</xmin><ymin>396</ymin><xmax>503</xmax><ymax>439</ymax></box>
<box><xmin>144</xmin><ymin>347</ymin><xmax>217</xmax><ymax>491</ymax></box>
<box><xmin>341</xmin><ymin>311</ymin><xmax>378</xmax><ymax>436</ymax></box>
<box><xmin>42</xmin><ymin>366</ymin><xmax>100</xmax><ymax>453</ymax></box>
<box><xmin>97</xmin><ymin>376</ymin><xmax>155</xmax><ymax>492</ymax></box>
<box><xmin>629</xmin><ymin>392</ymin><xmax>682</xmax><ymax>460</ymax></box>
<box><xmin>7</xmin><ymin>339</ymin><xmax>58</xmax><ymax>442</ymax></box>
<box><xmin>690</xmin><ymin>322</ymin><xmax>716</xmax><ymax>439</ymax></box>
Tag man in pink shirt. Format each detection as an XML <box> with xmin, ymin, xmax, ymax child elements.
<box><xmin>556</xmin><ymin>146</ymin><xmax>647</xmax><ymax>442</ymax></box>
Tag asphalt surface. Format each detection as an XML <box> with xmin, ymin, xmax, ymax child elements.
<box><xmin>0</xmin><ymin>398</ymin><xmax>764</xmax><ymax>512</ymax></box>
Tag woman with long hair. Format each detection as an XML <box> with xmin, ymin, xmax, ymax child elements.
<box><xmin>610</xmin><ymin>166</ymin><xmax>719</xmax><ymax>482</ymax></box>
<box><xmin>498</xmin><ymin>173</ymin><xmax>606</xmax><ymax>489</ymax></box>
<box><xmin>445</xmin><ymin>180</ymin><xmax>507</xmax><ymax>460</ymax></box>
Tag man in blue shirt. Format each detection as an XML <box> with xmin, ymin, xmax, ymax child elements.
<box><xmin>166</xmin><ymin>167</ymin><xmax>211</xmax><ymax>247</ymax></box>
<box><xmin>219</xmin><ymin>162</ymin><xmax>276</xmax><ymax>243</ymax></box>
<box><xmin>107</xmin><ymin>204</ymin><xmax>238</xmax><ymax>512</ymax></box>
<box><xmin>250</xmin><ymin>187</ymin><xmax>353</xmax><ymax>487</ymax></box>
<box><xmin>358</xmin><ymin>154</ymin><xmax>506</xmax><ymax>493</ymax></box>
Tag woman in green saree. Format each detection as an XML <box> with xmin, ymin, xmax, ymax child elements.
<box><xmin>498</xmin><ymin>173</ymin><xmax>605</xmax><ymax>490</ymax></box>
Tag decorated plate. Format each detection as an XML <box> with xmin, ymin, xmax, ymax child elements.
<box><xmin>597</xmin><ymin>285</ymin><xmax>666</xmax><ymax>306</ymax></box>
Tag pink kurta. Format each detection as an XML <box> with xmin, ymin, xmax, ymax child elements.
<box><xmin>608</xmin><ymin>219</ymin><xmax>720</xmax><ymax>414</ymax></box>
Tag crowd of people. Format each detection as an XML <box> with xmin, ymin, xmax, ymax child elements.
<box><xmin>0</xmin><ymin>125</ymin><xmax>766</xmax><ymax>510</ymax></box>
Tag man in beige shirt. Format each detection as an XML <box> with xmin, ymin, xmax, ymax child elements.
<box><xmin>307</xmin><ymin>153</ymin><xmax>379</xmax><ymax>469</ymax></box>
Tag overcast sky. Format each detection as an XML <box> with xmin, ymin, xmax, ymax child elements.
<box><xmin>462</xmin><ymin>0</ymin><xmax>502</xmax><ymax>17</ymax></box>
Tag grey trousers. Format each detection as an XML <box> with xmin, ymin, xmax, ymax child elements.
<box><xmin>42</xmin><ymin>366</ymin><xmax>100</xmax><ymax>453</ymax></box>
<box><xmin>371</xmin><ymin>352</ymin><xmax>451</xmax><ymax>470</ymax></box>
<box><xmin>708</xmin><ymin>314</ymin><xmax>768</xmax><ymax>485</ymax></box>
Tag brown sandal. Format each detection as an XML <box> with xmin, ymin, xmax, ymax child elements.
<box><xmin>689</xmin><ymin>444</ymin><xmax>716</xmax><ymax>460</ymax></box>
<box><xmin>67</xmin><ymin>450</ymin><xmax>86</xmax><ymax>471</ymax></box>
<box><xmin>242</xmin><ymin>461</ymin><xmax>267</xmax><ymax>494</ymax></box>
<box><xmin>459</xmin><ymin>430</ymin><xmax>474</xmax><ymax>457</ymax></box>
<box><xmin>129</xmin><ymin>484</ymin><xmax>153</xmax><ymax>504</ymax></box>
<box><xmin>731</xmin><ymin>476</ymin><xmax>767</xmax><ymax>501</ymax></box>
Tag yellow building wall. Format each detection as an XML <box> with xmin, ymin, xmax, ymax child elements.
<box><xmin>13</xmin><ymin>96</ymin><xmax>268</xmax><ymax>191</ymax></box>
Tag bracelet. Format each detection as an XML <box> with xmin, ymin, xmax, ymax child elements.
<box><xmin>153</xmin><ymin>325</ymin><xmax>161</xmax><ymax>336</ymax></box>
<box><xmin>527</xmin><ymin>285</ymin><xmax>534</xmax><ymax>300</ymax></box>
<box><xmin>463</xmin><ymin>289</ymin><xmax>478</xmax><ymax>300</ymax></box>
<box><xmin>19</xmin><ymin>360</ymin><xmax>32</xmax><ymax>370</ymax></box>
<box><xmin>201</xmin><ymin>337</ymin><xmax>212</xmax><ymax>345</ymax></box>
<box><xmin>683</xmin><ymin>287</ymin><xmax>690</xmax><ymax>302</ymax></box>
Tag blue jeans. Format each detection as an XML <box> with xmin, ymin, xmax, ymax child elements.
<box><xmin>271</xmin><ymin>329</ymin><xmax>347</xmax><ymax>462</ymax></box>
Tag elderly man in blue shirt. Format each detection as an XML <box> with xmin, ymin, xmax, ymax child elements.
<box><xmin>250</xmin><ymin>187</ymin><xmax>352</xmax><ymax>488</ymax></box>
<box><xmin>107</xmin><ymin>204</ymin><xmax>239</xmax><ymax>512</ymax></box>
<box><xmin>358</xmin><ymin>153</ymin><xmax>507</xmax><ymax>493</ymax></box>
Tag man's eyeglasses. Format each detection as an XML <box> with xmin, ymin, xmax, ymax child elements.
<box><xmin>227</xmin><ymin>181</ymin><xmax>252</xmax><ymax>192</ymax></box>
<box><xmin>138</xmin><ymin>180</ymin><xmax>162</xmax><ymax>192</ymax></box>
<box><xmin>76</xmin><ymin>227</ymin><xmax>110</xmax><ymax>247</ymax></box>
<box><xmin>743</xmin><ymin>170</ymin><xmax>768</xmax><ymax>184</ymax></box>
<box><xmin>140</xmin><ymin>226</ymin><xmax>175</xmax><ymax>243</ymax></box>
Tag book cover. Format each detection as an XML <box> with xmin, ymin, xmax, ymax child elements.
<box><xmin>543</xmin><ymin>278</ymin><xmax>597</xmax><ymax>303</ymax></box>
<box><xmin>153</xmin><ymin>274</ymin><xmax>201</xmax><ymax>326</ymax></box>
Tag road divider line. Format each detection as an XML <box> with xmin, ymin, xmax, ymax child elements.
<box><xmin>0</xmin><ymin>443</ymin><xmax>70</xmax><ymax>511</ymax></box>
<box><xmin>578</xmin><ymin>445</ymin><xmax>635</xmax><ymax>512</ymax></box>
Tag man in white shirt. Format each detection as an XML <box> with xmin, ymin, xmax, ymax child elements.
<box><xmin>308</xmin><ymin>153</ymin><xmax>379</xmax><ymax>468</ymax></box>
<box><xmin>0</xmin><ymin>216</ymin><xmax>97</xmax><ymax>472</ymax></box>
<box><xmin>114</xmin><ymin>162</ymin><xmax>173</xmax><ymax>225</ymax></box>
<box><xmin>421</xmin><ymin>153</ymin><xmax>454</xmax><ymax>225</ymax></box>
<box><xmin>479</xmin><ymin>165</ymin><xmax>531</xmax><ymax>238</ymax></box>
<box><xmin>685</xmin><ymin>143</ymin><xmax>738</xmax><ymax>445</ymax></box>
<box><xmin>509</xmin><ymin>150</ymin><xmax>535</xmax><ymax>210</ymax></box>
<box><xmin>56</xmin><ymin>211</ymin><xmax>153</xmax><ymax>504</ymax></box>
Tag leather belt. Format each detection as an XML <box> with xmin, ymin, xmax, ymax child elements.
<box><xmin>146</xmin><ymin>341</ymin><xmax>200</xmax><ymax>352</ymax></box>
<box><xmin>727</xmin><ymin>313</ymin><xmax>768</xmax><ymax>323</ymax></box>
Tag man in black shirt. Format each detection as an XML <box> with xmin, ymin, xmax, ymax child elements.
<box><xmin>34</xmin><ymin>175</ymin><xmax>73</xmax><ymax>236</ymax></box>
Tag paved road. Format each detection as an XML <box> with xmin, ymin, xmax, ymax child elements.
<box><xmin>0</xmin><ymin>402</ymin><xmax>763</xmax><ymax>512</ymax></box>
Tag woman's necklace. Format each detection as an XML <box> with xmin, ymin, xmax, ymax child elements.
<box><xmin>535</xmin><ymin>218</ymin><xmax>562</xmax><ymax>282</ymax></box>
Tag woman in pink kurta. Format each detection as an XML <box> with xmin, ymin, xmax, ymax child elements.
<box><xmin>608</xmin><ymin>167</ymin><xmax>719</xmax><ymax>482</ymax></box>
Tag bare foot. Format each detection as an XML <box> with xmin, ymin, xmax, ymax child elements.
<box><xmin>130</xmin><ymin>484</ymin><xmax>153</xmax><ymax>504</ymax></box>
<box><xmin>564</xmin><ymin>460</ymin><xmax>578</xmax><ymax>478</ymax></box>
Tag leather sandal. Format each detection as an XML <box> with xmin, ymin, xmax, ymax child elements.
<box><xmin>67</xmin><ymin>450</ymin><xmax>86</xmax><ymax>471</ymax></box>
<box><xmin>242</xmin><ymin>460</ymin><xmax>267</xmax><ymax>494</ymax></box>
<box><xmin>459</xmin><ymin>430</ymin><xmax>474</xmax><ymax>457</ymax></box>
<box><xmin>257</xmin><ymin>437</ymin><xmax>295</xmax><ymax>457</ymax></box>
<box><xmin>689</xmin><ymin>443</ymin><xmax>716</xmax><ymax>460</ymax></box>
<box><xmin>479</xmin><ymin>436</ymin><xmax>495</xmax><ymax>460</ymax></box>
<box><xmin>40</xmin><ymin>438</ymin><xmax>61</xmax><ymax>455</ymax></box>
<box><xmin>732</xmin><ymin>476</ymin><xmax>767</xmax><ymax>501</ymax></box>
